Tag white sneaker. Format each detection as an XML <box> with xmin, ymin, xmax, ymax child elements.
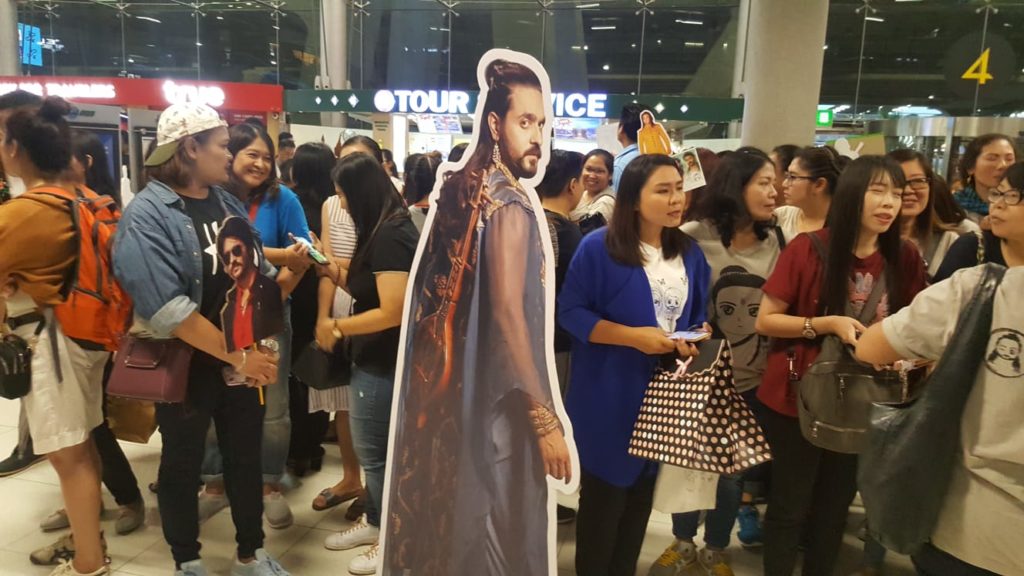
<box><xmin>263</xmin><ymin>492</ymin><xmax>294</xmax><ymax>529</ymax></box>
<box><xmin>348</xmin><ymin>543</ymin><xmax>379</xmax><ymax>575</ymax></box>
<box><xmin>197</xmin><ymin>489</ymin><xmax>229</xmax><ymax>522</ymax></box>
<box><xmin>324</xmin><ymin>520</ymin><xmax>379</xmax><ymax>551</ymax></box>
<box><xmin>47</xmin><ymin>560</ymin><xmax>109</xmax><ymax>576</ymax></box>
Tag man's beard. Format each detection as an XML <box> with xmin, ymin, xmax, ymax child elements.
<box><xmin>499</xmin><ymin>146</ymin><xmax>541</xmax><ymax>180</ymax></box>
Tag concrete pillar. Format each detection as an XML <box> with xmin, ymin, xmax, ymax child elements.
<box><xmin>0</xmin><ymin>0</ymin><xmax>20</xmax><ymax>76</ymax></box>
<box><xmin>740</xmin><ymin>0</ymin><xmax>829</xmax><ymax>149</ymax></box>
<box><xmin>319</xmin><ymin>0</ymin><xmax>348</xmax><ymax>127</ymax></box>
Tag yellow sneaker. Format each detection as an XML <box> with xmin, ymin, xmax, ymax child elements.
<box><xmin>647</xmin><ymin>539</ymin><xmax>697</xmax><ymax>576</ymax></box>
<box><xmin>697</xmin><ymin>548</ymin><xmax>735</xmax><ymax>576</ymax></box>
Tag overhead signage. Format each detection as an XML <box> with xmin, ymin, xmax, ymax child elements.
<box><xmin>287</xmin><ymin>89</ymin><xmax>744</xmax><ymax>122</ymax></box>
<box><xmin>17</xmin><ymin>23</ymin><xmax>42</xmax><ymax>67</ymax></box>
<box><xmin>816</xmin><ymin>108</ymin><xmax>834</xmax><ymax>128</ymax></box>
<box><xmin>0</xmin><ymin>76</ymin><xmax>283</xmax><ymax>112</ymax></box>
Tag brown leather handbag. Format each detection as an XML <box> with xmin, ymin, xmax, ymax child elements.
<box><xmin>107</xmin><ymin>336</ymin><xmax>193</xmax><ymax>403</ymax></box>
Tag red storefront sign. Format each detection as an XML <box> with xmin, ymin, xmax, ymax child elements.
<box><xmin>0</xmin><ymin>76</ymin><xmax>283</xmax><ymax>113</ymax></box>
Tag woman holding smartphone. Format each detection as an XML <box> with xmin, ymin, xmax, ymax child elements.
<box><xmin>754</xmin><ymin>156</ymin><xmax>928</xmax><ymax>576</ymax></box>
<box><xmin>559</xmin><ymin>154</ymin><xmax>711</xmax><ymax>576</ymax></box>
<box><xmin>197</xmin><ymin>122</ymin><xmax>314</xmax><ymax>530</ymax></box>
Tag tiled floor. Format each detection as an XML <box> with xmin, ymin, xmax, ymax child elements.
<box><xmin>0</xmin><ymin>399</ymin><xmax>916</xmax><ymax>576</ymax></box>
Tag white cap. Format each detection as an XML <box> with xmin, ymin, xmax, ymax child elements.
<box><xmin>145</xmin><ymin>102</ymin><xmax>227</xmax><ymax>167</ymax></box>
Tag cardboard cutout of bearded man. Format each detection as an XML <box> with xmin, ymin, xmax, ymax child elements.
<box><xmin>379</xmin><ymin>49</ymin><xmax>579</xmax><ymax>576</ymax></box>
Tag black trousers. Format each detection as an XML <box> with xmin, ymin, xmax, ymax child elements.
<box><xmin>155</xmin><ymin>361</ymin><xmax>265</xmax><ymax>566</ymax></box>
<box><xmin>912</xmin><ymin>544</ymin><xmax>1000</xmax><ymax>576</ymax></box>
<box><xmin>94</xmin><ymin>361</ymin><xmax>143</xmax><ymax>506</ymax></box>
<box><xmin>761</xmin><ymin>408</ymin><xmax>858</xmax><ymax>576</ymax></box>
<box><xmin>575</xmin><ymin>469</ymin><xmax>656</xmax><ymax>576</ymax></box>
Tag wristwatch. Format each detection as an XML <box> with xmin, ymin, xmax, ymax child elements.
<box><xmin>802</xmin><ymin>317</ymin><xmax>817</xmax><ymax>340</ymax></box>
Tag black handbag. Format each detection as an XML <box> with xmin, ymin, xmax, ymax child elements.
<box><xmin>293</xmin><ymin>340</ymin><xmax>351</xmax><ymax>391</ymax></box>
<box><xmin>857</xmin><ymin>263</ymin><xmax>1006</xmax><ymax>555</ymax></box>
<box><xmin>0</xmin><ymin>313</ymin><xmax>48</xmax><ymax>400</ymax></box>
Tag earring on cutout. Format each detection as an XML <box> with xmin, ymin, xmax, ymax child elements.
<box><xmin>492</xmin><ymin>143</ymin><xmax>502</xmax><ymax>165</ymax></box>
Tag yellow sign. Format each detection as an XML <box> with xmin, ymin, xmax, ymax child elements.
<box><xmin>962</xmin><ymin>48</ymin><xmax>994</xmax><ymax>85</ymax></box>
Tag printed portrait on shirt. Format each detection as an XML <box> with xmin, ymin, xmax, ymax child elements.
<box><xmin>217</xmin><ymin>216</ymin><xmax>283</xmax><ymax>352</ymax></box>
<box><xmin>711</xmin><ymin>265</ymin><xmax>767</xmax><ymax>371</ymax></box>
<box><xmin>986</xmin><ymin>329</ymin><xmax>1024</xmax><ymax>378</ymax></box>
<box><xmin>849</xmin><ymin>271</ymin><xmax>888</xmax><ymax>325</ymax></box>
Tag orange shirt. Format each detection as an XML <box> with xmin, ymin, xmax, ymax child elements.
<box><xmin>0</xmin><ymin>191</ymin><xmax>76</xmax><ymax>307</ymax></box>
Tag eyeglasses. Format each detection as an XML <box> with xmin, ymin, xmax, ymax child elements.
<box><xmin>903</xmin><ymin>177</ymin><xmax>931</xmax><ymax>192</ymax></box>
<box><xmin>783</xmin><ymin>172</ymin><xmax>817</xmax><ymax>183</ymax></box>
<box><xmin>221</xmin><ymin>244</ymin><xmax>244</xmax><ymax>261</ymax></box>
<box><xmin>989</xmin><ymin>188</ymin><xmax>1023</xmax><ymax>206</ymax></box>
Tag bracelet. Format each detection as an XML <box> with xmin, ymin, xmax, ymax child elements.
<box><xmin>529</xmin><ymin>406</ymin><xmax>561</xmax><ymax>436</ymax></box>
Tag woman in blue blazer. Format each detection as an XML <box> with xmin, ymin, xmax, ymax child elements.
<box><xmin>559</xmin><ymin>154</ymin><xmax>711</xmax><ymax>576</ymax></box>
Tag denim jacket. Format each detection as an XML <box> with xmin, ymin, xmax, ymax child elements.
<box><xmin>113</xmin><ymin>179</ymin><xmax>274</xmax><ymax>338</ymax></box>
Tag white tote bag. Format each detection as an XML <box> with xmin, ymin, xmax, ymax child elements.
<box><xmin>653</xmin><ymin>464</ymin><xmax>719</xmax><ymax>514</ymax></box>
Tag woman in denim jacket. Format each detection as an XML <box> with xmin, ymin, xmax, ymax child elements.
<box><xmin>113</xmin><ymin>103</ymin><xmax>304</xmax><ymax>576</ymax></box>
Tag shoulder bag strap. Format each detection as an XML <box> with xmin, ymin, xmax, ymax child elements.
<box><xmin>854</xmin><ymin>270</ymin><xmax>888</xmax><ymax>325</ymax></box>
<box><xmin>807</xmin><ymin>232</ymin><xmax>827</xmax><ymax>262</ymax></box>
<box><xmin>773</xmin><ymin>225</ymin><xmax>787</xmax><ymax>250</ymax></box>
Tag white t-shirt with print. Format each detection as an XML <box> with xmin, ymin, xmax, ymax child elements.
<box><xmin>641</xmin><ymin>242</ymin><xmax>688</xmax><ymax>333</ymax></box>
<box><xmin>882</xmin><ymin>265</ymin><xmax>1024</xmax><ymax>576</ymax></box>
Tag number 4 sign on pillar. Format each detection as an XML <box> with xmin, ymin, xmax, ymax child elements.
<box><xmin>962</xmin><ymin>47</ymin><xmax>994</xmax><ymax>85</ymax></box>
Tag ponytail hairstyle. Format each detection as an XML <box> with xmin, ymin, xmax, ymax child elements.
<box><xmin>820</xmin><ymin>156</ymin><xmax>907</xmax><ymax>317</ymax></box>
<box><xmin>403</xmin><ymin>153</ymin><xmax>442</xmax><ymax>206</ymax></box>
<box><xmin>794</xmin><ymin>146</ymin><xmax>845</xmax><ymax>199</ymax></box>
<box><xmin>70</xmin><ymin>128</ymin><xmax>119</xmax><ymax>204</ymax></box>
<box><xmin>3</xmin><ymin>96</ymin><xmax>73</xmax><ymax>176</ymax></box>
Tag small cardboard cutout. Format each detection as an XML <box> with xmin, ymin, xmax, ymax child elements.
<box><xmin>637</xmin><ymin>109</ymin><xmax>673</xmax><ymax>155</ymax></box>
<box><xmin>379</xmin><ymin>49</ymin><xmax>579</xmax><ymax>576</ymax></box>
<box><xmin>677</xmin><ymin>146</ymin><xmax>707</xmax><ymax>191</ymax></box>
<box><xmin>217</xmin><ymin>216</ymin><xmax>283</xmax><ymax>354</ymax></box>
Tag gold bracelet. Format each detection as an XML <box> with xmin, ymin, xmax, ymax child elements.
<box><xmin>529</xmin><ymin>406</ymin><xmax>561</xmax><ymax>436</ymax></box>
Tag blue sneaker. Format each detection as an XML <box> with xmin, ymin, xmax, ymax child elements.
<box><xmin>737</xmin><ymin>505</ymin><xmax>764</xmax><ymax>548</ymax></box>
<box><xmin>232</xmin><ymin>549</ymin><xmax>289</xmax><ymax>576</ymax></box>
<box><xmin>176</xmin><ymin>559</ymin><xmax>209</xmax><ymax>576</ymax></box>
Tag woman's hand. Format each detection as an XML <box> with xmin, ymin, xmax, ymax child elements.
<box><xmin>236</xmin><ymin>349</ymin><xmax>277</xmax><ymax>386</ymax></box>
<box><xmin>309</xmin><ymin>231</ymin><xmax>325</xmax><ymax>256</ymax></box>
<box><xmin>538</xmin><ymin>428</ymin><xmax>572</xmax><ymax>483</ymax></box>
<box><xmin>631</xmin><ymin>327</ymin><xmax>676</xmax><ymax>355</ymax></box>
<box><xmin>315</xmin><ymin>317</ymin><xmax>338</xmax><ymax>350</ymax></box>
<box><xmin>675</xmin><ymin>340</ymin><xmax>699</xmax><ymax>358</ymax></box>
<box><xmin>824</xmin><ymin>316</ymin><xmax>867</xmax><ymax>346</ymax></box>
<box><xmin>285</xmin><ymin>242</ymin><xmax>312</xmax><ymax>274</ymax></box>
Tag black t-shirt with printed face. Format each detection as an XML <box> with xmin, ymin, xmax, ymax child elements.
<box><xmin>181</xmin><ymin>193</ymin><xmax>231</xmax><ymax>327</ymax></box>
<box><xmin>347</xmin><ymin>216</ymin><xmax>418</xmax><ymax>375</ymax></box>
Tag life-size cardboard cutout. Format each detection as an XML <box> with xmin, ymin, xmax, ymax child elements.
<box><xmin>379</xmin><ymin>49</ymin><xmax>580</xmax><ymax>576</ymax></box>
<box><xmin>637</xmin><ymin>109</ymin><xmax>672</xmax><ymax>156</ymax></box>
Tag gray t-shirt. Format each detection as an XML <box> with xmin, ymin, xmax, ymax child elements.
<box><xmin>882</xmin><ymin>265</ymin><xmax>1024</xmax><ymax>576</ymax></box>
<box><xmin>680</xmin><ymin>220</ymin><xmax>785</xmax><ymax>392</ymax></box>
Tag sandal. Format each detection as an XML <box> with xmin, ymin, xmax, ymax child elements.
<box><xmin>312</xmin><ymin>487</ymin><xmax>361</xmax><ymax>512</ymax></box>
<box><xmin>345</xmin><ymin>493</ymin><xmax>367</xmax><ymax>522</ymax></box>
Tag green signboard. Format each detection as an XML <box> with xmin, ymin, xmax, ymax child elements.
<box><xmin>816</xmin><ymin>108</ymin><xmax>834</xmax><ymax>128</ymax></box>
<box><xmin>284</xmin><ymin>89</ymin><xmax>744</xmax><ymax>123</ymax></box>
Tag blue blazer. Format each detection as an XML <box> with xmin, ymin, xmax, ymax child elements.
<box><xmin>558</xmin><ymin>229</ymin><xmax>710</xmax><ymax>488</ymax></box>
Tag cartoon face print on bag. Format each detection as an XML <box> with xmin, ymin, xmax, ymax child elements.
<box><xmin>711</xmin><ymin>266</ymin><xmax>767</xmax><ymax>368</ymax></box>
<box><xmin>986</xmin><ymin>329</ymin><xmax>1024</xmax><ymax>378</ymax></box>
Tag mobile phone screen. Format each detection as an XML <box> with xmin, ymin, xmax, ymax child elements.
<box><xmin>668</xmin><ymin>330</ymin><xmax>711</xmax><ymax>342</ymax></box>
<box><xmin>290</xmin><ymin>234</ymin><xmax>330</xmax><ymax>265</ymax></box>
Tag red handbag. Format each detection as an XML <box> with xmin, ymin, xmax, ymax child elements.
<box><xmin>107</xmin><ymin>336</ymin><xmax>193</xmax><ymax>403</ymax></box>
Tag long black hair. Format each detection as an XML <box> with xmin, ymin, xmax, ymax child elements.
<box><xmin>687</xmin><ymin>147</ymin><xmax>775</xmax><ymax>248</ymax></box>
<box><xmin>332</xmin><ymin>152</ymin><xmax>409</xmax><ymax>272</ymax></box>
<box><xmin>291</xmin><ymin>142</ymin><xmax>336</xmax><ymax>213</ymax></box>
<box><xmin>341</xmin><ymin>135</ymin><xmax>383</xmax><ymax>163</ymax></box>
<box><xmin>819</xmin><ymin>155</ymin><xmax>907</xmax><ymax>317</ymax></box>
<box><xmin>70</xmin><ymin>128</ymin><xmax>119</xmax><ymax>205</ymax></box>
<box><xmin>227</xmin><ymin>122</ymin><xmax>280</xmax><ymax>202</ymax></box>
<box><xmin>606</xmin><ymin>154</ymin><xmax>690</xmax><ymax>267</ymax></box>
<box><xmin>403</xmin><ymin>153</ymin><xmax>442</xmax><ymax>206</ymax></box>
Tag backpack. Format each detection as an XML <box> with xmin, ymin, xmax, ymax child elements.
<box><xmin>26</xmin><ymin>187</ymin><xmax>131</xmax><ymax>352</ymax></box>
<box><xmin>796</xmin><ymin>234</ymin><xmax>911</xmax><ymax>454</ymax></box>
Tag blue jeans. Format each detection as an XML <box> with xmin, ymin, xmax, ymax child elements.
<box><xmin>203</xmin><ymin>303</ymin><xmax>292</xmax><ymax>485</ymax></box>
<box><xmin>671</xmin><ymin>474</ymin><xmax>743</xmax><ymax>550</ymax></box>
<box><xmin>348</xmin><ymin>366</ymin><xmax>395</xmax><ymax>528</ymax></box>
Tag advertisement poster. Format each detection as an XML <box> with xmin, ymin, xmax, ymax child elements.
<box><xmin>379</xmin><ymin>49</ymin><xmax>579</xmax><ymax>576</ymax></box>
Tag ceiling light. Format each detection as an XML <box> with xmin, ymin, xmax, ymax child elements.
<box><xmin>590</xmin><ymin>25</ymin><xmax>616</xmax><ymax>30</ymax></box>
<box><xmin>576</xmin><ymin>2</ymin><xmax>600</xmax><ymax>8</ymax></box>
<box><xmin>823</xmin><ymin>44</ymin><xmax>829</xmax><ymax>50</ymax></box>
<box><xmin>685</xmin><ymin>42</ymin><xmax>704</xmax><ymax>47</ymax></box>
<box><xmin>136</xmin><ymin>16</ymin><xmax>161</xmax><ymax>23</ymax></box>
<box><xmin>675</xmin><ymin>19</ymin><xmax>703</xmax><ymax>25</ymax></box>
<box><xmin>216</xmin><ymin>15</ymin><xmax>224</xmax><ymax>20</ymax></box>
<box><xmin>602</xmin><ymin>64</ymin><xmax>610</xmax><ymax>70</ymax></box>
<box><xmin>865</xmin><ymin>16</ymin><xmax>885</xmax><ymax>22</ymax></box>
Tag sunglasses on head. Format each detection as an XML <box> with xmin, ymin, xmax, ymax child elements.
<box><xmin>221</xmin><ymin>244</ymin><xmax>244</xmax><ymax>261</ymax></box>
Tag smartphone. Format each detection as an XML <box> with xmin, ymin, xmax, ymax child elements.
<box><xmin>290</xmin><ymin>233</ymin><xmax>330</xmax><ymax>265</ymax></box>
<box><xmin>669</xmin><ymin>330</ymin><xmax>712</xmax><ymax>343</ymax></box>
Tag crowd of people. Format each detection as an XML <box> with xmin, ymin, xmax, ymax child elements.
<box><xmin>0</xmin><ymin>89</ymin><xmax>1020</xmax><ymax>576</ymax></box>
